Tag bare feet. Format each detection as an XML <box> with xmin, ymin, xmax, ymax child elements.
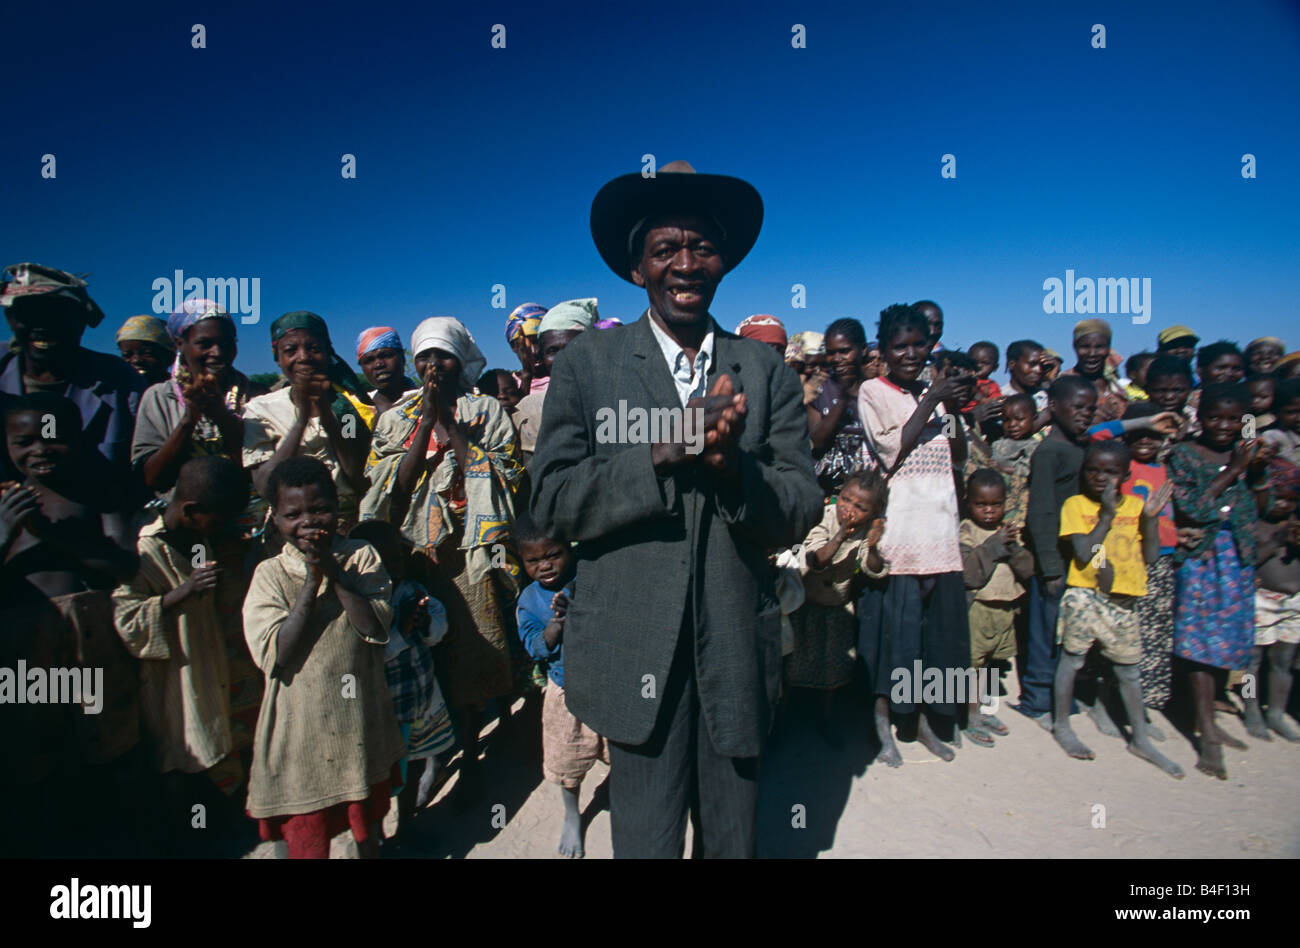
<box><xmin>1053</xmin><ymin>724</ymin><xmax>1095</xmax><ymax>760</ymax></box>
<box><xmin>1128</xmin><ymin>739</ymin><xmax>1184</xmax><ymax>778</ymax></box>
<box><xmin>917</xmin><ymin>715</ymin><xmax>955</xmax><ymax>761</ymax></box>
<box><xmin>1244</xmin><ymin>701</ymin><xmax>1271</xmax><ymax>741</ymax></box>
<box><xmin>1267</xmin><ymin>710</ymin><xmax>1300</xmax><ymax>742</ymax></box>
<box><xmin>1212</xmin><ymin>724</ymin><xmax>1247</xmax><ymax>750</ymax></box>
<box><xmin>1195</xmin><ymin>740</ymin><xmax>1227</xmax><ymax>780</ymax></box>
<box><xmin>1086</xmin><ymin>700</ymin><xmax>1122</xmax><ymax>738</ymax></box>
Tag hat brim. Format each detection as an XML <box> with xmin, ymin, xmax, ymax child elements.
<box><xmin>590</xmin><ymin>171</ymin><xmax>763</xmax><ymax>283</ymax></box>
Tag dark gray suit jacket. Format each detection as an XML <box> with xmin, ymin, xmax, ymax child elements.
<box><xmin>529</xmin><ymin>312</ymin><xmax>822</xmax><ymax>758</ymax></box>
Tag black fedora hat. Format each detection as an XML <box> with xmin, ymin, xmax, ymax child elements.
<box><xmin>590</xmin><ymin>160</ymin><xmax>763</xmax><ymax>284</ymax></box>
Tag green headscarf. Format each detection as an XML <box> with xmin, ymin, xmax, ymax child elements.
<box><xmin>270</xmin><ymin>311</ymin><xmax>373</xmax><ymax>427</ymax></box>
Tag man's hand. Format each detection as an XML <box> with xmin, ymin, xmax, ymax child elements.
<box><xmin>695</xmin><ymin>374</ymin><xmax>747</xmax><ymax>476</ymax></box>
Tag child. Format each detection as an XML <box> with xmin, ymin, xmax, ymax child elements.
<box><xmin>112</xmin><ymin>456</ymin><xmax>253</xmax><ymax>855</ymax></box>
<box><xmin>1263</xmin><ymin>378</ymin><xmax>1300</xmax><ymax>465</ymax></box>
<box><xmin>1118</xmin><ymin>402</ymin><xmax>1180</xmax><ymax>723</ymax></box>
<box><xmin>1248</xmin><ymin>465</ymin><xmax>1300</xmax><ymax>741</ymax></box>
<box><xmin>1051</xmin><ymin>440</ymin><xmax>1182</xmax><ymax>777</ymax></box>
<box><xmin>1005</xmin><ymin>339</ymin><xmax>1047</xmax><ymax>410</ymax></box>
<box><xmin>1246</xmin><ymin>373</ymin><xmax>1277</xmax><ymax>431</ymax></box>
<box><xmin>514</xmin><ymin>514</ymin><xmax>607</xmax><ymax>858</ymax></box>
<box><xmin>242</xmin><ymin>456</ymin><xmax>404</xmax><ymax>858</ymax></box>
<box><xmin>1015</xmin><ymin>375</ymin><xmax>1098</xmax><ymax>726</ymax></box>
<box><xmin>791</xmin><ymin>469</ymin><xmax>889</xmax><ymax>746</ymax></box>
<box><xmin>476</xmin><ymin>368</ymin><xmax>523</xmax><ymax>411</ymax></box>
<box><xmin>858</xmin><ymin>303</ymin><xmax>971</xmax><ymax>766</ymax></box>
<box><xmin>349</xmin><ymin>518</ymin><xmax>454</xmax><ymax>840</ymax></box>
<box><xmin>0</xmin><ymin>393</ymin><xmax>142</xmax><ymax>856</ymax></box>
<box><xmin>1142</xmin><ymin>355</ymin><xmax>1197</xmax><ymax>456</ymax></box>
<box><xmin>972</xmin><ymin>392</ymin><xmax>1042</xmax><ymax>533</ymax></box>
<box><xmin>1124</xmin><ymin>351</ymin><xmax>1156</xmax><ymax>401</ymax></box>
<box><xmin>959</xmin><ymin>469</ymin><xmax>1034</xmax><ymax>745</ymax></box>
<box><xmin>355</xmin><ymin>327</ymin><xmax>416</xmax><ymax>419</ymax></box>
<box><xmin>1168</xmin><ymin>383</ymin><xmax>1277</xmax><ymax>779</ymax></box>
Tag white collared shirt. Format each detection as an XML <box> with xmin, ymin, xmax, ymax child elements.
<box><xmin>647</xmin><ymin>311</ymin><xmax>714</xmax><ymax>408</ymax></box>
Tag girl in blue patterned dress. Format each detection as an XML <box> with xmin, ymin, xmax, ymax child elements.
<box><xmin>1167</xmin><ymin>383</ymin><xmax>1277</xmax><ymax>779</ymax></box>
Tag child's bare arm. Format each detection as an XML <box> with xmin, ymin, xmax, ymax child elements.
<box><xmin>161</xmin><ymin>563</ymin><xmax>221</xmax><ymax>611</ymax></box>
<box><xmin>275</xmin><ymin>571</ymin><xmax>323</xmax><ymax>671</ymax></box>
<box><xmin>335</xmin><ymin>578</ymin><xmax>387</xmax><ymax>643</ymax></box>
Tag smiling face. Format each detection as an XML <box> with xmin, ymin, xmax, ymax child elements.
<box><xmin>1073</xmin><ymin>332</ymin><xmax>1110</xmax><ymax>376</ymax></box>
<box><xmin>1248</xmin><ymin>344</ymin><xmax>1283</xmax><ymax>376</ymax></box>
<box><xmin>272</xmin><ymin>481</ymin><xmax>339</xmax><ymax>550</ymax></box>
<box><xmin>825</xmin><ymin>331</ymin><xmax>864</xmax><ymax>386</ymax></box>
<box><xmin>274</xmin><ymin>328</ymin><xmax>330</xmax><ymax>384</ymax></box>
<box><xmin>413</xmin><ymin>347</ymin><xmax>462</xmax><ymax>392</ymax></box>
<box><xmin>883</xmin><ymin>326</ymin><xmax>930</xmax><ymax>384</ymax></box>
<box><xmin>6</xmin><ymin>298</ymin><xmax>86</xmax><ymax>370</ymax></box>
<box><xmin>968</xmin><ymin>481</ymin><xmax>1006</xmax><ymax>530</ymax></box>
<box><xmin>1008</xmin><ymin>347</ymin><xmax>1043</xmax><ymax>391</ymax></box>
<box><xmin>1202</xmin><ymin>352</ymin><xmax>1245</xmax><ymax>385</ymax></box>
<box><xmin>1050</xmin><ymin>386</ymin><xmax>1098</xmax><ymax>438</ymax></box>
<box><xmin>1126</xmin><ymin>429</ymin><xmax>1162</xmax><ymax>464</ymax></box>
<box><xmin>6</xmin><ymin>409</ymin><xmax>74</xmax><ymax>483</ymax></box>
<box><xmin>358</xmin><ymin>346</ymin><xmax>404</xmax><ymax>393</ymax></box>
<box><xmin>520</xmin><ymin>537</ymin><xmax>572</xmax><ymax>590</ymax></box>
<box><xmin>1081</xmin><ymin>450</ymin><xmax>1129</xmax><ymax>502</ymax></box>
<box><xmin>118</xmin><ymin>340</ymin><xmax>171</xmax><ymax>381</ymax></box>
<box><xmin>1199</xmin><ymin>398</ymin><xmax>1244</xmax><ymax>450</ymax></box>
<box><xmin>181</xmin><ymin>319</ymin><xmax>237</xmax><ymax>382</ymax></box>
<box><xmin>631</xmin><ymin>215</ymin><xmax>726</xmax><ymax>329</ymax></box>
<box><xmin>1002</xmin><ymin>399</ymin><xmax>1036</xmax><ymax>440</ymax></box>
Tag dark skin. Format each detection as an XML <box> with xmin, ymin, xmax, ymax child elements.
<box><xmin>1072</xmin><ymin>331</ymin><xmax>1112</xmax><ymax>393</ymax></box>
<box><xmin>807</xmin><ymin>481</ymin><xmax>885</xmax><ymax>574</ymax></box>
<box><xmin>1159</xmin><ymin>340</ymin><xmax>1197</xmax><ymax>363</ymax></box>
<box><xmin>5</xmin><ymin>297</ymin><xmax>87</xmax><ymax>385</ymax></box>
<box><xmin>510</xmin><ymin>333</ymin><xmax>541</xmax><ymax>389</ymax></box>
<box><xmin>538</xmin><ymin>330</ymin><xmax>582</xmax><ymax>377</ymax></box>
<box><xmin>1278</xmin><ymin>396</ymin><xmax>1300</xmax><ymax>435</ymax></box>
<box><xmin>357</xmin><ymin>346</ymin><xmax>409</xmax><ymax>417</ymax></box>
<box><xmin>118</xmin><ymin>340</ymin><xmax>172</xmax><ymax>386</ymax></box>
<box><xmin>915</xmin><ymin>303</ymin><xmax>943</xmax><ymax>351</ymax></box>
<box><xmin>1041</xmin><ymin>386</ymin><xmax>1099</xmax><ymax>596</ymax></box>
<box><xmin>1001</xmin><ymin>399</ymin><xmax>1036</xmax><ymax>442</ymax></box>
<box><xmin>0</xmin><ymin>412</ymin><xmax>136</xmax><ymax>598</ymax></box>
<box><xmin>630</xmin><ymin>215</ymin><xmax>747</xmax><ymax>480</ymax></box>
<box><xmin>1247</xmin><ymin>377</ymin><xmax>1274</xmax><ymax>418</ymax></box>
<box><xmin>1068</xmin><ymin>455</ymin><xmax>1166</xmax><ymax>594</ymax></box>
<box><xmin>488</xmin><ymin>370</ymin><xmax>522</xmax><ymax>410</ymax></box>
<box><xmin>158</xmin><ymin>497</ymin><xmax>233</xmax><ymax>611</ymax></box>
<box><xmin>1200</xmin><ymin>352</ymin><xmax>1245</xmax><ymax>385</ymax></box>
<box><xmin>142</xmin><ymin>320</ymin><xmax>245</xmax><ymax>492</ymax></box>
<box><xmin>519</xmin><ymin>538</ymin><xmax>574</xmax><ymax>650</ymax></box>
<box><xmin>1247</xmin><ymin>343</ymin><xmax>1283</xmax><ymax>376</ymax></box>
<box><xmin>390</xmin><ymin>348</ymin><xmax>472</xmax><ymax>532</ymax></box>
<box><xmin>253</xmin><ymin>329</ymin><xmax>370</xmax><ymax>503</ymax></box>
<box><xmin>882</xmin><ymin>326</ymin><xmax>968</xmax><ymax>475</ymax></box>
<box><xmin>1007</xmin><ymin>346</ymin><xmax>1052</xmax><ymax>432</ymax></box>
<box><xmin>808</xmin><ymin>331</ymin><xmax>863</xmax><ymax>453</ymax></box>
<box><xmin>863</xmin><ymin>346</ymin><xmax>882</xmax><ymax>381</ymax></box>
<box><xmin>1039</xmin><ymin>355</ymin><xmax>1062</xmax><ymax>383</ymax></box>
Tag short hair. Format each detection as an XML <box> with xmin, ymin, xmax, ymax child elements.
<box><xmin>476</xmin><ymin>368</ymin><xmax>510</xmax><ymax>397</ymax></box>
<box><xmin>876</xmin><ymin>303</ymin><xmax>929</xmax><ymax>348</ymax></box>
<box><xmin>969</xmin><ymin>340</ymin><xmax>999</xmax><ymax>361</ymax></box>
<box><xmin>933</xmin><ymin>348</ymin><xmax>976</xmax><ymax>372</ymax></box>
<box><xmin>1006</xmin><ymin>339</ymin><xmax>1044</xmax><ymax>362</ymax></box>
<box><xmin>1196</xmin><ymin>340</ymin><xmax>1243</xmax><ymax>372</ymax></box>
<box><xmin>1145</xmin><ymin>355</ymin><xmax>1194</xmax><ymax>386</ymax></box>
<box><xmin>1121</xmin><ymin>399</ymin><xmax>1162</xmax><ymax>421</ymax></box>
<box><xmin>1245</xmin><ymin>372</ymin><xmax>1276</xmax><ymax>387</ymax></box>
<box><xmin>1197</xmin><ymin>382</ymin><xmax>1250</xmax><ymax>417</ymax></box>
<box><xmin>824</xmin><ymin>317</ymin><xmax>867</xmax><ymax>349</ymax></box>
<box><xmin>1003</xmin><ymin>392</ymin><xmax>1036</xmax><ymax>414</ymax></box>
<box><xmin>1273</xmin><ymin>378</ymin><xmax>1300</xmax><ymax>408</ymax></box>
<box><xmin>913</xmin><ymin>300</ymin><xmax>942</xmax><ymax>318</ymax></box>
<box><xmin>4</xmin><ymin>392</ymin><xmax>82</xmax><ymax>437</ymax></box>
<box><xmin>966</xmin><ymin>467</ymin><xmax>1006</xmax><ymax>495</ymax></box>
<box><xmin>1125</xmin><ymin>351</ymin><xmax>1156</xmax><ymax>379</ymax></box>
<box><xmin>842</xmin><ymin>466</ymin><xmax>889</xmax><ymax>507</ymax></box>
<box><xmin>512</xmin><ymin>512</ymin><xmax>554</xmax><ymax>548</ymax></box>
<box><xmin>1084</xmin><ymin>439</ymin><xmax>1131</xmax><ymax>467</ymax></box>
<box><xmin>174</xmin><ymin>456</ymin><xmax>249</xmax><ymax>517</ymax></box>
<box><xmin>1048</xmin><ymin>374</ymin><xmax>1095</xmax><ymax>402</ymax></box>
<box><xmin>267</xmin><ymin>456</ymin><xmax>336</xmax><ymax>506</ymax></box>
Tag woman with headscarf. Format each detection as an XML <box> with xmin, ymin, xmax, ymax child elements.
<box><xmin>360</xmin><ymin>316</ymin><xmax>525</xmax><ymax>804</ymax></box>
<box><xmin>242</xmin><ymin>311</ymin><xmax>373</xmax><ymax>528</ymax></box>
<box><xmin>736</xmin><ymin>314</ymin><xmax>788</xmax><ymax>356</ymax></box>
<box><xmin>115</xmin><ymin>315</ymin><xmax>175</xmax><ymax>387</ymax></box>
<box><xmin>132</xmin><ymin>300</ymin><xmax>263</xmax><ymax>498</ymax></box>
<box><xmin>1064</xmin><ymin>318</ymin><xmax>1128</xmax><ymax>423</ymax></box>
<box><xmin>505</xmin><ymin>302</ymin><xmax>547</xmax><ymax>396</ymax></box>
<box><xmin>513</xmin><ymin>298</ymin><xmax>598</xmax><ymax>460</ymax></box>
<box><xmin>355</xmin><ymin>326</ymin><xmax>416</xmax><ymax>419</ymax></box>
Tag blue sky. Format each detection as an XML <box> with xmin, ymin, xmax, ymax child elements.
<box><xmin>3</xmin><ymin>0</ymin><xmax>1297</xmax><ymax>382</ymax></box>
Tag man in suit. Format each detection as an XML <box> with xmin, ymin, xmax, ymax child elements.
<box><xmin>529</xmin><ymin>161</ymin><xmax>822</xmax><ymax>857</ymax></box>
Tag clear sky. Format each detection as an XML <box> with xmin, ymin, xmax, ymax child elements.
<box><xmin>3</xmin><ymin>0</ymin><xmax>1297</xmax><ymax>383</ymax></box>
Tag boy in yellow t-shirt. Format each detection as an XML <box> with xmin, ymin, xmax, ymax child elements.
<box><xmin>1051</xmin><ymin>441</ymin><xmax>1183</xmax><ymax>777</ymax></box>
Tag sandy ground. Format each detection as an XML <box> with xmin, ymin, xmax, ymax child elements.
<box><xmin>245</xmin><ymin>665</ymin><xmax>1300</xmax><ymax>859</ymax></box>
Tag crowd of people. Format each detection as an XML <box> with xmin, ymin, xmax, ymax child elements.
<box><xmin>2</xmin><ymin>164</ymin><xmax>1298</xmax><ymax>861</ymax></box>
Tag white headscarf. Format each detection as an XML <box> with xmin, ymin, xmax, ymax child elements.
<box><xmin>537</xmin><ymin>297</ymin><xmax>598</xmax><ymax>335</ymax></box>
<box><xmin>411</xmin><ymin>316</ymin><xmax>486</xmax><ymax>390</ymax></box>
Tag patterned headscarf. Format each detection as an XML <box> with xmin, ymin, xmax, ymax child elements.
<box><xmin>355</xmin><ymin>326</ymin><xmax>403</xmax><ymax>360</ymax></box>
<box><xmin>167</xmin><ymin>298</ymin><xmax>234</xmax><ymax>344</ymax></box>
<box><xmin>412</xmin><ymin>317</ymin><xmax>486</xmax><ymax>391</ymax></box>
<box><xmin>169</xmin><ymin>300</ymin><xmax>244</xmax><ymax>417</ymax></box>
<box><xmin>116</xmin><ymin>315</ymin><xmax>175</xmax><ymax>352</ymax></box>
<box><xmin>270</xmin><ymin>311</ymin><xmax>374</xmax><ymax>429</ymax></box>
<box><xmin>736</xmin><ymin>314</ymin><xmax>788</xmax><ymax>348</ymax></box>
<box><xmin>1247</xmin><ymin>337</ymin><xmax>1285</xmax><ymax>354</ymax></box>
<box><xmin>784</xmin><ymin>331</ymin><xmax>825</xmax><ymax>362</ymax></box>
<box><xmin>505</xmin><ymin>302</ymin><xmax>547</xmax><ymax>344</ymax></box>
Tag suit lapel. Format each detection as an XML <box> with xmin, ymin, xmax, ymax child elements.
<box><xmin>630</xmin><ymin>310</ymin><xmax>684</xmax><ymax>409</ymax></box>
<box><xmin>708</xmin><ymin>324</ymin><xmax>744</xmax><ymax>395</ymax></box>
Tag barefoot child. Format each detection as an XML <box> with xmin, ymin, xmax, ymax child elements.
<box><xmin>348</xmin><ymin>518</ymin><xmax>454</xmax><ymax>839</ymax></box>
<box><xmin>243</xmin><ymin>456</ymin><xmax>404</xmax><ymax>857</ymax></box>
<box><xmin>959</xmin><ymin>469</ymin><xmax>1034</xmax><ymax>746</ymax></box>
<box><xmin>1051</xmin><ymin>441</ymin><xmax>1182</xmax><ymax>777</ymax></box>
<box><xmin>112</xmin><ymin>456</ymin><xmax>252</xmax><ymax>854</ymax></box>
<box><xmin>1245</xmin><ymin>464</ymin><xmax>1300</xmax><ymax>742</ymax></box>
<box><xmin>514</xmin><ymin>514</ymin><xmax>607</xmax><ymax>858</ymax></box>
<box><xmin>1168</xmin><ymin>383</ymin><xmax>1276</xmax><ymax>779</ymax></box>
<box><xmin>790</xmin><ymin>469</ymin><xmax>889</xmax><ymax>747</ymax></box>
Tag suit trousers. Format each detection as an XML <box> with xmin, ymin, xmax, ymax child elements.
<box><xmin>607</xmin><ymin>608</ymin><xmax>760</xmax><ymax>858</ymax></box>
